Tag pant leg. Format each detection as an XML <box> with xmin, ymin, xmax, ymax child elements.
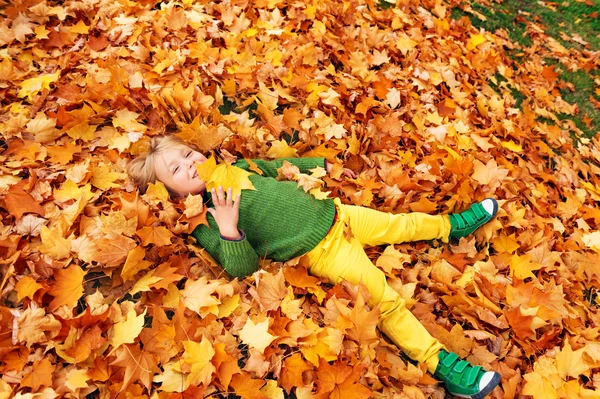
<box><xmin>339</xmin><ymin>203</ymin><xmax>451</xmax><ymax>247</ymax></box>
<box><xmin>307</xmin><ymin>201</ymin><xmax>445</xmax><ymax>372</ymax></box>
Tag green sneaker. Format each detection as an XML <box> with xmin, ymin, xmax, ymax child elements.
<box><xmin>434</xmin><ymin>350</ymin><xmax>501</xmax><ymax>399</ymax></box>
<box><xmin>449</xmin><ymin>198</ymin><xmax>498</xmax><ymax>239</ymax></box>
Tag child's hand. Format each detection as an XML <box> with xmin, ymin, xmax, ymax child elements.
<box><xmin>208</xmin><ymin>186</ymin><xmax>242</xmax><ymax>240</ymax></box>
<box><xmin>325</xmin><ymin>160</ymin><xmax>357</xmax><ymax>179</ymax></box>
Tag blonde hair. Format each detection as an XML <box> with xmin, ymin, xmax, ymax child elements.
<box><xmin>127</xmin><ymin>135</ymin><xmax>192</xmax><ymax>194</ymax></box>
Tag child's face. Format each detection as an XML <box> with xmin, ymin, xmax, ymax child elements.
<box><xmin>154</xmin><ymin>146</ymin><xmax>208</xmax><ymax>197</ymax></box>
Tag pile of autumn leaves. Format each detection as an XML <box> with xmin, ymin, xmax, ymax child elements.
<box><xmin>1</xmin><ymin>0</ymin><xmax>600</xmax><ymax>397</ymax></box>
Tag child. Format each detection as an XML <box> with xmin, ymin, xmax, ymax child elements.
<box><xmin>127</xmin><ymin>135</ymin><xmax>501</xmax><ymax>399</ymax></box>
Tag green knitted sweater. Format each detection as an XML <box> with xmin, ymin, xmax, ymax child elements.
<box><xmin>191</xmin><ymin>158</ymin><xmax>336</xmax><ymax>278</ymax></box>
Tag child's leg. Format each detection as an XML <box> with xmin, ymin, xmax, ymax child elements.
<box><xmin>339</xmin><ymin>202</ymin><xmax>451</xmax><ymax>247</ymax></box>
<box><xmin>339</xmin><ymin>198</ymin><xmax>499</xmax><ymax>247</ymax></box>
<box><xmin>307</xmin><ymin>206</ymin><xmax>445</xmax><ymax>372</ymax></box>
<box><xmin>308</xmin><ymin>200</ymin><xmax>502</xmax><ymax>398</ymax></box>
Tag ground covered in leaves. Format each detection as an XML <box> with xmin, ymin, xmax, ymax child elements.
<box><xmin>1</xmin><ymin>0</ymin><xmax>600</xmax><ymax>398</ymax></box>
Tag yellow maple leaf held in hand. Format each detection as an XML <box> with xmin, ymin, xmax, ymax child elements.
<box><xmin>196</xmin><ymin>157</ymin><xmax>255</xmax><ymax>197</ymax></box>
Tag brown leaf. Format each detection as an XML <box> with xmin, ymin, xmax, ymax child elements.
<box><xmin>250</xmin><ymin>270</ymin><xmax>287</xmax><ymax>312</ymax></box>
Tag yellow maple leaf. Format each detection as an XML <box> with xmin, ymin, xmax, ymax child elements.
<box><xmin>183</xmin><ymin>338</ymin><xmax>216</xmax><ymax>386</ymax></box>
<box><xmin>260</xmin><ymin>380</ymin><xmax>285</xmax><ymax>399</ymax></box>
<box><xmin>26</xmin><ymin>112</ymin><xmax>60</xmax><ymax>143</ymax></box>
<box><xmin>501</xmin><ymin>140</ymin><xmax>523</xmax><ymax>152</ymax></box>
<box><xmin>39</xmin><ymin>225</ymin><xmax>71</xmax><ymax>260</ymax></box>
<box><xmin>510</xmin><ymin>254</ymin><xmax>542</xmax><ymax>280</ymax></box>
<box><xmin>0</xmin><ymin>175</ymin><xmax>20</xmax><ymax>190</ymax></box>
<box><xmin>112</xmin><ymin>109</ymin><xmax>147</xmax><ymax>132</ymax></box>
<box><xmin>100</xmin><ymin>212</ymin><xmax>137</xmax><ymax>237</ymax></box>
<box><xmin>13</xmin><ymin>306</ymin><xmax>61</xmax><ymax>347</ymax></box>
<box><xmin>110</xmin><ymin>308</ymin><xmax>147</xmax><ymax>352</ymax></box>
<box><xmin>47</xmin><ymin>141</ymin><xmax>82</xmax><ymax>164</ymax></box>
<box><xmin>375</xmin><ymin>245</ymin><xmax>412</xmax><ymax>274</ymax></box>
<box><xmin>34</xmin><ymin>25</ymin><xmax>49</xmax><ymax>39</ymax></box>
<box><xmin>69</xmin><ymin>20</ymin><xmax>90</xmax><ymax>35</ymax></box>
<box><xmin>162</xmin><ymin>284</ymin><xmax>183</xmax><ymax>308</ymax></box>
<box><xmin>556</xmin><ymin>341</ymin><xmax>590</xmax><ymax>379</ymax></box>
<box><xmin>18</xmin><ymin>71</ymin><xmax>60</xmax><ymax>101</ymax></box>
<box><xmin>581</xmin><ymin>181</ymin><xmax>600</xmax><ymax>201</ymax></box>
<box><xmin>153</xmin><ymin>362</ymin><xmax>189</xmax><ymax>393</ymax></box>
<box><xmin>66</xmin><ymin>122</ymin><xmax>97</xmax><ymax>141</ymax></box>
<box><xmin>218</xmin><ymin>294</ymin><xmax>240</xmax><ymax>318</ymax></box>
<box><xmin>145</xmin><ymin>181</ymin><xmax>170</xmax><ymax>203</ymax></box>
<box><xmin>467</xmin><ymin>33</ymin><xmax>487</xmax><ymax>50</ymax></box>
<box><xmin>396</xmin><ymin>36</ymin><xmax>418</xmax><ymax>56</ymax></box>
<box><xmin>522</xmin><ymin>370</ymin><xmax>559</xmax><ymax>399</ymax></box>
<box><xmin>301</xmin><ymin>327</ymin><xmax>343</xmax><ymax>366</ymax></box>
<box><xmin>15</xmin><ymin>275</ymin><xmax>42</xmax><ymax>301</ymax></box>
<box><xmin>582</xmin><ymin>231</ymin><xmax>600</xmax><ymax>251</ymax></box>
<box><xmin>266</xmin><ymin>140</ymin><xmax>298</xmax><ymax>158</ymax></box>
<box><xmin>196</xmin><ymin>155</ymin><xmax>218</xmax><ymax>183</ymax></box>
<box><xmin>136</xmin><ymin>226</ymin><xmax>174</xmax><ymax>247</ymax></box>
<box><xmin>181</xmin><ymin>276</ymin><xmax>221</xmax><ymax>316</ymax></box>
<box><xmin>54</xmin><ymin>180</ymin><xmax>84</xmax><ymax>202</ymax></box>
<box><xmin>91</xmin><ymin>163</ymin><xmax>124</xmax><ymax>190</ymax></box>
<box><xmin>130</xmin><ymin>270</ymin><xmax>163</xmax><ymax>296</ymax></box>
<box><xmin>239</xmin><ymin>318</ymin><xmax>277</xmax><ymax>354</ymax></box>
<box><xmin>491</xmin><ymin>233</ymin><xmax>520</xmax><ymax>254</ymax></box>
<box><xmin>197</xmin><ymin>160</ymin><xmax>256</xmax><ymax>197</ymax></box>
<box><xmin>471</xmin><ymin>159</ymin><xmax>509</xmax><ymax>190</ymax></box>
<box><xmin>121</xmin><ymin>246</ymin><xmax>153</xmax><ymax>281</ymax></box>
<box><xmin>65</xmin><ymin>368</ymin><xmax>89</xmax><ymax>392</ymax></box>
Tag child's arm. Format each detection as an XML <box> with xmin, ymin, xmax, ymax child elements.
<box><xmin>208</xmin><ymin>186</ymin><xmax>241</xmax><ymax>240</ymax></box>
<box><xmin>205</xmin><ymin>186</ymin><xmax>259</xmax><ymax>277</ymax></box>
<box><xmin>216</xmin><ymin>233</ymin><xmax>260</xmax><ymax>278</ymax></box>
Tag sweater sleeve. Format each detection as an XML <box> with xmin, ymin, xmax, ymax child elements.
<box><xmin>192</xmin><ymin>222</ymin><xmax>260</xmax><ymax>278</ymax></box>
<box><xmin>235</xmin><ymin>158</ymin><xmax>326</xmax><ymax>178</ymax></box>
<box><xmin>218</xmin><ymin>235</ymin><xmax>260</xmax><ymax>278</ymax></box>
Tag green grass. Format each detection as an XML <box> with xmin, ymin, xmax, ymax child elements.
<box><xmin>453</xmin><ymin>0</ymin><xmax>600</xmax><ymax>51</ymax></box>
<box><xmin>451</xmin><ymin>0</ymin><xmax>600</xmax><ymax>137</ymax></box>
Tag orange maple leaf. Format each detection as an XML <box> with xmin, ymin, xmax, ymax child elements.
<box><xmin>212</xmin><ymin>343</ymin><xmax>241</xmax><ymax>390</ymax></box>
<box><xmin>4</xmin><ymin>180</ymin><xmax>45</xmax><ymax>220</ymax></box>
<box><xmin>49</xmin><ymin>264</ymin><xmax>85</xmax><ymax>311</ymax></box>
<box><xmin>230</xmin><ymin>373</ymin><xmax>268</xmax><ymax>399</ymax></box>
<box><xmin>110</xmin><ymin>344</ymin><xmax>160</xmax><ymax>391</ymax></box>
<box><xmin>136</xmin><ymin>226</ymin><xmax>175</xmax><ymax>247</ymax></box>
<box><xmin>20</xmin><ymin>357</ymin><xmax>55</xmax><ymax>391</ymax></box>
<box><xmin>280</xmin><ymin>353</ymin><xmax>313</xmax><ymax>393</ymax></box>
<box><xmin>315</xmin><ymin>359</ymin><xmax>372</xmax><ymax>399</ymax></box>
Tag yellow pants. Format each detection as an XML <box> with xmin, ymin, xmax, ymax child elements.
<box><xmin>307</xmin><ymin>199</ymin><xmax>451</xmax><ymax>372</ymax></box>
